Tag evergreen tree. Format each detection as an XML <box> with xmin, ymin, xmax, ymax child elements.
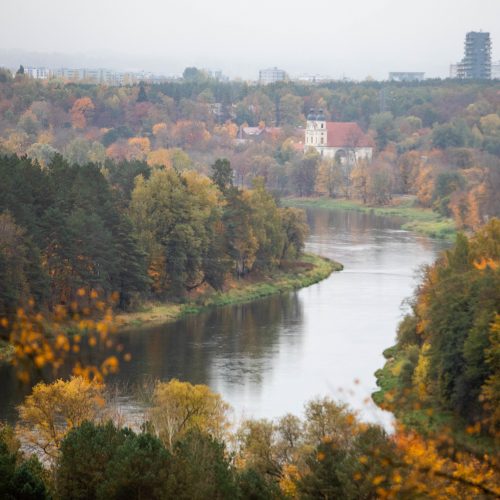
<box><xmin>137</xmin><ymin>82</ymin><xmax>148</xmax><ymax>103</ymax></box>
<box><xmin>211</xmin><ymin>158</ymin><xmax>233</xmax><ymax>193</ymax></box>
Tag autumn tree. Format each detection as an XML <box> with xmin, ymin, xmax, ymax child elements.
<box><xmin>17</xmin><ymin>377</ymin><xmax>107</xmax><ymax>460</ymax></box>
<box><xmin>290</xmin><ymin>150</ymin><xmax>320</xmax><ymax>197</ymax></box>
<box><xmin>129</xmin><ymin>168</ymin><xmax>224</xmax><ymax>294</ymax></box>
<box><xmin>70</xmin><ymin>97</ymin><xmax>95</xmax><ymax>129</ymax></box>
<box><xmin>315</xmin><ymin>159</ymin><xmax>343</xmax><ymax>197</ymax></box>
<box><xmin>149</xmin><ymin>379</ymin><xmax>231</xmax><ymax>449</ymax></box>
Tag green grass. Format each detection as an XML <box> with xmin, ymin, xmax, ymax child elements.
<box><xmin>283</xmin><ymin>196</ymin><xmax>457</xmax><ymax>239</ymax></box>
<box><xmin>117</xmin><ymin>254</ymin><xmax>342</xmax><ymax>330</ymax></box>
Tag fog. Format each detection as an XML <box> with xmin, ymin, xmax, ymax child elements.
<box><xmin>1</xmin><ymin>0</ymin><xmax>499</xmax><ymax>79</ymax></box>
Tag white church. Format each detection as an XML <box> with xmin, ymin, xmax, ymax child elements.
<box><xmin>304</xmin><ymin>109</ymin><xmax>374</xmax><ymax>164</ymax></box>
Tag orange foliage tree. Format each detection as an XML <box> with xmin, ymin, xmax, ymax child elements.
<box><xmin>70</xmin><ymin>97</ymin><xmax>95</xmax><ymax>129</ymax></box>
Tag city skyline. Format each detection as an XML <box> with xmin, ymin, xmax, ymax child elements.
<box><xmin>1</xmin><ymin>0</ymin><xmax>499</xmax><ymax>80</ymax></box>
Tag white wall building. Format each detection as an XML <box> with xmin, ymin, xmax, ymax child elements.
<box><xmin>24</xmin><ymin>67</ymin><xmax>50</xmax><ymax>79</ymax></box>
<box><xmin>388</xmin><ymin>72</ymin><xmax>425</xmax><ymax>82</ymax></box>
<box><xmin>304</xmin><ymin>109</ymin><xmax>374</xmax><ymax>164</ymax></box>
<box><xmin>259</xmin><ymin>67</ymin><xmax>287</xmax><ymax>85</ymax></box>
<box><xmin>492</xmin><ymin>60</ymin><xmax>500</xmax><ymax>79</ymax></box>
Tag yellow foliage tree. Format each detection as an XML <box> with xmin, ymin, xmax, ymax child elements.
<box><xmin>152</xmin><ymin>122</ymin><xmax>168</xmax><ymax>136</ymax></box>
<box><xmin>6</xmin><ymin>291</ymin><xmax>127</xmax><ymax>385</ymax></box>
<box><xmin>127</xmin><ymin>137</ymin><xmax>151</xmax><ymax>161</ymax></box>
<box><xmin>17</xmin><ymin>377</ymin><xmax>106</xmax><ymax>460</ymax></box>
<box><xmin>147</xmin><ymin>148</ymin><xmax>172</xmax><ymax>168</ymax></box>
<box><xmin>315</xmin><ymin>160</ymin><xmax>342</xmax><ymax>197</ymax></box>
<box><xmin>149</xmin><ymin>379</ymin><xmax>231</xmax><ymax>449</ymax></box>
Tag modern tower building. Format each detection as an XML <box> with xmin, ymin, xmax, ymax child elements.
<box><xmin>457</xmin><ymin>31</ymin><xmax>492</xmax><ymax>79</ymax></box>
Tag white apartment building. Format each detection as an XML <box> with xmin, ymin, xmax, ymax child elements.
<box><xmin>259</xmin><ymin>67</ymin><xmax>287</xmax><ymax>85</ymax></box>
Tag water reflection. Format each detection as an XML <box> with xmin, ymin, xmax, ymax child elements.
<box><xmin>0</xmin><ymin>208</ymin><xmax>448</xmax><ymax>425</ymax></box>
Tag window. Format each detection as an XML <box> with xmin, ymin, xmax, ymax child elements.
<box><xmin>321</xmin><ymin>123</ymin><xmax>324</xmax><ymax>128</ymax></box>
<box><xmin>321</xmin><ymin>138</ymin><xmax>324</xmax><ymax>144</ymax></box>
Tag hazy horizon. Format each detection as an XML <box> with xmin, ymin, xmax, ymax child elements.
<box><xmin>1</xmin><ymin>0</ymin><xmax>500</xmax><ymax>80</ymax></box>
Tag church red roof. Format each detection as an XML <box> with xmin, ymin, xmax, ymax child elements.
<box><xmin>325</xmin><ymin>122</ymin><xmax>374</xmax><ymax>148</ymax></box>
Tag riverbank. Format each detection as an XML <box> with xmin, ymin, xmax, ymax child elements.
<box><xmin>283</xmin><ymin>196</ymin><xmax>456</xmax><ymax>239</ymax></box>
<box><xmin>116</xmin><ymin>253</ymin><xmax>342</xmax><ymax>330</ymax></box>
<box><xmin>373</xmin><ymin>346</ymin><xmax>495</xmax><ymax>454</ymax></box>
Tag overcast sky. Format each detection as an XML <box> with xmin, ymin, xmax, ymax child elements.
<box><xmin>1</xmin><ymin>0</ymin><xmax>499</xmax><ymax>80</ymax></box>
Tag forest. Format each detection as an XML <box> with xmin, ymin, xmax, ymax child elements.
<box><xmin>1</xmin><ymin>219</ymin><xmax>498</xmax><ymax>499</ymax></box>
<box><xmin>374</xmin><ymin>219</ymin><xmax>500</xmax><ymax>453</ymax></box>
<box><xmin>0</xmin><ymin>70</ymin><xmax>499</xmax><ymax>231</ymax></box>
<box><xmin>0</xmin><ymin>154</ymin><xmax>308</xmax><ymax>317</ymax></box>
<box><xmin>0</xmin><ymin>71</ymin><xmax>500</xmax><ymax>498</ymax></box>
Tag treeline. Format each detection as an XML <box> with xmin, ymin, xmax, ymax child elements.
<box><xmin>374</xmin><ymin>219</ymin><xmax>500</xmax><ymax>446</ymax></box>
<box><xmin>2</xmin><ymin>377</ymin><xmax>498</xmax><ymax>499</ymax></box>
<box><xmin>0</xmin><ymin>154</ymin><xmax>307</xmax><ymax>316</ymax></box>
<box><xmin>1</xmin><ymin>73</ymin><xmax>499</xmax><ymax>231</ymax></box>
<box><xmin>304</xmin><ymin>146</ymin><xmax>500</xmax><ymax>230</ymax></box>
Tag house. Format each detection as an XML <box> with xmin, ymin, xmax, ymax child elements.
<box><xmin>236</xmin><ymin>125</ymin><xmax>282</xmax><ymax>143</ymax></box>
<box><xmin>304</xmin><ymin>109</ymin><xmax>374</xmax><ymax>164</ymax></box>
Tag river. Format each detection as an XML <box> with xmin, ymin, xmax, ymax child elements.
<box><xmin>0</xmin><ymin>208</ymin><xmax>448</xmax><ymax>426</ymax></box>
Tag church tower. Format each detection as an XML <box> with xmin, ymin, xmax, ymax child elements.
<box><xmin>305</xmin><ymin>109</ymin><xmax>327</xmax><ymax>151</ymax></box>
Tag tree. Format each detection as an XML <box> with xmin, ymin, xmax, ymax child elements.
<box><xmin>171</xmin><ymin>430</ymin><xmax>238</xmax><ymax>500</ymax></box>
<box><xmin>290</xmin><ymin>150</ymin><xmax>320</xmax><ymax>197</ymax></box>
<box><xmin>65</xmin><ymin>138</ymin><xmax>92</xmax><ymax>165</ymax></box>
<box><xmin>17</xmin><ymin>378</ymin><xmax>106</xmax><ymax>460</ymax></box>
<box><xmin>147</xmin><ymin>148</ymin><xmax>172</xmax><ymax>168</ymax></box>
<box><xmin>98</xmin><ymin>431</ymin><xmax>173</xmax><ymax>499</ymax></box>
<box><xmin>303</xmin><ymin>397</ymin><xmax>357</xmax><ymax>447</ymax></box>
<box><xmin>149</xmin><ymin>379</ymin><xmax>231</xmax><ymax>449</ymax></box>
<box><xmin>351</xmin><ymin>161</ymin><xmax>369</xmax><ymax>204</ymax></box>
<box><xmin>56</xmin><ymin>421</ymin><xmax>131</xmax><ymax>499</ymax></box>
<box><xmin>278</xmin><ymin>207</ymin><xmax>308</xmax><ymax>259</ymax></box>
<box><xmin>70</xmin><ymin>97</ymin><xmax>95</xmax><ymax>129</ymax></box>
<box><xmin>296</xmin><ymin>425</ymin><xmax>396</xmax><ymax>500</ymax></box>
<box><xmin>130</xmin><ymin>168</ymin><xmax>222</xmax><ymax>295</ymax></box>
<box><xmin>136</xmin><ymin>81</ymin><xmax>148</xmax><ymax>103</ymax></box>
<box><xmin>315</xmin><ymin>159</ymin><xmax>342</xmax><ymax>197</ymax></box>
<box><xmin>183</xmin><ymin>67</ymin><xmax>205</xmax><ymax>82</ymax></box>
<box><xmin>222</xmin><ymin>187</ymin><xmax>259</xmax><ymax>276</ymax></box>
<box><xmin>369</xmin><ymin>112</ymin><xmax>398</xmax><ymax>150</ymax></box>
<box><xmin>57</xmin><ymin>421</ymin><xmax>173</xmax><ymax>500</ymax></box>
<box><xmin>26</xmin><ymin>143</ymin><xmax>59</xmax><ymax>168</ymax></box>
<box><xmin>432</xmin><ymin>171</ymin><xmax>465</xmax><ymax>216</ymax></box>
<box><xmin>279</xmin><ymin>94</ymin><xmax>304</xmax><ymax>126</ymax></box>
<box><xmin>0</xmin><ymin>212</ymin><xmax>48</xmax><ymax>317</ymax></box>
<box><xmin>0</xmin><ymin>430</ymin><xmax>48</xmax><ymax>500</ymax></box>
<box><xmin>211</xmin><ymin>159</ymin><xmax>233</xmax><ymax>193</ymax></box>
<box><xmin>367</xmin><ymin>159</ymin><xmax>394</xmax><ymax>205</ymax></box>
<box><xmin>249</xmin><ymin>177</ymin><xmax>284</xmax><ymax>270</ymax></box>
<box><xmin>432</xmin><ymin>120</ymin><xmax>472</xmax><ymax>149</ymax></box>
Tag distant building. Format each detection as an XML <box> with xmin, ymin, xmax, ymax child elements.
<box><xmin>293</xmin><ymin>73</ymin><xmax>333</xmax><ymax>84</ymax></box>
<box><xmin>17</xmin><ymin>64</ymin><xmax>172</xmax><ymax>86</ymax></box>
<box><xmin>304</xmin><ymin>109</ymin><xmax>374</xmax><ymax>164</ymax></box>
<box><xmin>24</xmin><ymin>67</ymin><xmax>50</xmax><ymax>79</ymax></box>
<box><xmin>454</xmin><ymin>31</ymin><xmax>492</xmax><ymax>79</ymax></box>
<box><xmin>492</xmin><ymin>60</ymin><xmax>500</xmax><ymax>79</ymax></box>
<box><xmin>449</xmin><ymin>64</ymin><xmax>460</xmax><ymax>78</ymax></box>
<box><xmin>259</xmin><ymin>67</ymin><xmax>287</xmax><ymax>85</ymax></box>
<box><xmin>237</xmin><ymin>125</ymin><xmax>282</xmax><ymax>143</ymax></box>
<box><xmin>388</xmin><ymin>72</ymin><xmax>425</xmax><ymax>82</ymax></box>
<box><xmin>205</xmin><ymin>69</ymin><xmax>229</xmax><ymax>81</ymax></box>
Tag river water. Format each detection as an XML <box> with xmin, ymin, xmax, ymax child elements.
<box><xmin>0</xmin><ymin>208</ymin><xmax>448</xmax><ymax>425</ymax></box>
